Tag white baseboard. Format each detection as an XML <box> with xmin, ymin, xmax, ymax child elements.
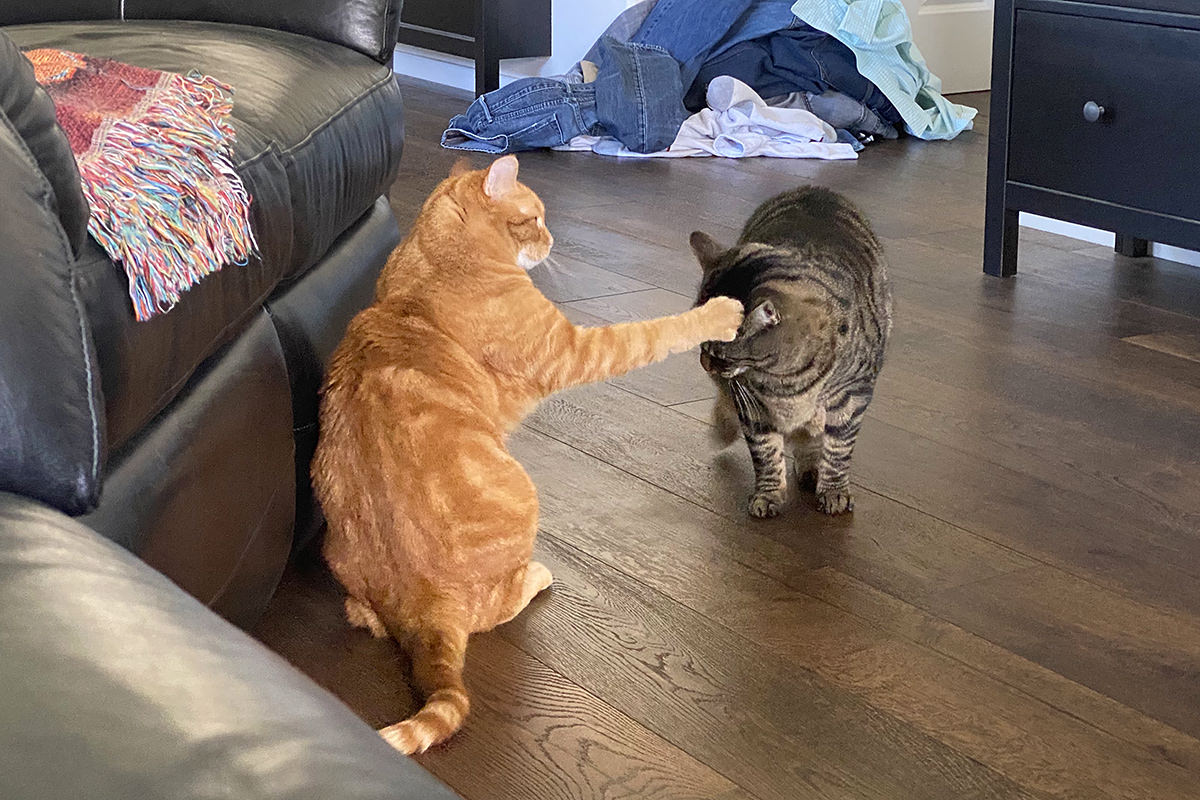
<box><xmin>393</xmin><ymin>46</ymin><xmax>506</xmax><ymax>95</ymax></box>
<box><xmin>393</xmin><ymin>45</ymin><xmax>576</xmax><ymax>94</ymax></box>
<box><xmin>1020</xmin><ymin>213</ymin><xmax>1200</xmax><ymax>268</ymax></box>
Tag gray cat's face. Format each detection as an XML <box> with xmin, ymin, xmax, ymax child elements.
<box><xmin>700</xmin><ymin>289</ymin><xmax>838</xmax><ymax>380</ymax></box>
<box><xmin>692</xmin><ymin>233</ymin><xmax>842</xmax><ymax>382</ymax></box>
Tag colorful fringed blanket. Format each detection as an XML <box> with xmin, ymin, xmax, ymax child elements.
<box><xmin>25</xmin><ymin>49</ymin><xmax>255</xmax><ymax>321</ymax></box>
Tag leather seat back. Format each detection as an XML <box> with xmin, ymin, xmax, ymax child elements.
<box><xmin>0</xmin><ymin>31</ymin><xmax>106</xmax><ymax>515</ymax></box>
<box><xmin>0</xmin><ymin>1</ymin><xmax>403</xmax><ymax>64</ymax></box>
<box><xmin>0</xmin><ymin>3</ymin><xmax>120</xmax><ymax>25</ymax></box>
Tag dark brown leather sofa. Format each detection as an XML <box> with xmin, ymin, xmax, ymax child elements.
<box><xmin>0</xmin><ymin>3</ymin><xmax>461</xmax><ymax>796</ymax></box>
<box><xmin>0</xmin><ymin>0</ymin><xmax>405</xmax><ymax>626</ymax></box>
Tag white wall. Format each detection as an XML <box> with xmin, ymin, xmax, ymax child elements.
<box><xmin>393</xmin><ymin>1</ymin><xmax>640</xmax><ymax>93</ymax></box>
<box><xmin>1020</xmin><ymin>214</ymin><xmax>1200</xmax><ymax>268</ymax></box>
<box><xmin>899</xmin><ymin>0</ymin><xmax>994</xmax><ymax>94</ymax></box>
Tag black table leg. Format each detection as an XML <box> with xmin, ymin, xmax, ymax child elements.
<box><xmin>1115</xmin><ymin>234</ymin><xmax>1149</xmax><ymax>258</ymax></box>
<box><xmin>475</xmin><ymin>0</ymin><xmax>500</xmax><ymax>96</ymax></box>
<box><xmin>984</xmin><ymin>207</ymin><xmax>1020</xmax><ymax>277</ymax></box>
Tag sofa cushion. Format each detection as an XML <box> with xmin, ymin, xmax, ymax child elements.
<box><xmin>82</xmin><ymin>312</ymin><xmax>296</xmax><ymax>628</ymax></box>
<box><xmin>126</xmin><ymin>0</ymin><xmax>403</xmax><ymax>65</ymax></box>
<box><xmin>0</xmin><ymin>492</ymin><xmax>465</xmax><ymax>800</ymax></box>
<box><xmin>0</xmin><ymin>2</ymin><xmax>403</xmax><ymax>64</ymax></box>
<box><xmin>0</xmin><ymin>31</ymin><xmax>89</xmax><ymax>256</ymax></box>
<box><xmin>0</xmin><ymin>104</ymin><xmax>105</xmax><ymax>515</ymax></box>
<box><xmin>5</xmin><ymin>20</ymin><xmax>404</xmax><ymax>453</ymax></box>
<box><xmin>265</xmin><ymin>197</ymin><xmax>399</xmax><ymax>555</ymax></box>
<box><xmin>0</xmin><ymin>3</ymin><xmax>120</xmax><ymax>26</ymax></box>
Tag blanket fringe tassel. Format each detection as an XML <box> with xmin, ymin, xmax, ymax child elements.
<box><xmin>78</xmin><ymin>73</ymin><xmax>256</xmax><ymax>321</ymax></box>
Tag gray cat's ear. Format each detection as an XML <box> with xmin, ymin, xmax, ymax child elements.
<box><xmin>690</xmin><ymin>231</ymin><xmax>725</xmax><ymax>269</ymax></box>
<box><xmin>748</xmin><ymin>299</ymin><xmax>780</xmax><ymax>330</ymax></box>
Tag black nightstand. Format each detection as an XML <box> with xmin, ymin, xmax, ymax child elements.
<box><xmin>984</xmin><ymin>0</ymin><xmax>1200</xmax><ymax>276</ymax></box>
<box><xmin>398</xmin><ymin>0</ymin><xmax>552</xmax><ymax>96</ymax></box>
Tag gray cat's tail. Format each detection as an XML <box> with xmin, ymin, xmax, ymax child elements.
<box><xmin>378</xmin><ymin>626</ymin><xmax>470</xmax><ymax>755</ymax></box>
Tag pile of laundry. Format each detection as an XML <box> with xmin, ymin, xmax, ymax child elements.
<box><xmin>442</xmin><ymin>0</ymin><xmax>977</xmax><ymax>161</ymax></box>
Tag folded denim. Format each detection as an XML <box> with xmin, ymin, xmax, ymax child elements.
<box><xmin>441</xmin><ymin>79</ymin><xmax>600</xmax><ymax>153</ymax></box>
<box><xmin>629</xmin><ymin>0</ymin><xmax>796</xmax><ymax>88</ymax></box>
<box><xmin>593</xmin><ymin>37</ymin><xmax>688</xmax><ymax>154</ymax></box>
<box><xmin>578</xmin><ymin>0</ymin><xmax>659</xmax><ymax>67</ymax></box>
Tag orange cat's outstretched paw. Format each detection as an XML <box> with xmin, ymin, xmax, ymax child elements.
<box><xmin>699</xmin><ymin>296</ymin><xmax>744</xmax><ymax>342</ymax></box>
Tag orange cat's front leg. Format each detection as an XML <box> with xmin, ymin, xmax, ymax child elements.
<box><xmin>541</xmin><ymin>296</ymin><xmax>743</xmax><ymax>391</ymax></box>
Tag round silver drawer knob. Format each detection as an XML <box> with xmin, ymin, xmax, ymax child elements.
<box><xmin>1083</xmin><ymin>101</ymin><xmax>1106</xmax><ymax>123</ymax></box>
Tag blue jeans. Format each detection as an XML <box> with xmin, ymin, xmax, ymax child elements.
<box><xmin>440</xmin><ymin>39</ymin><xmax>689</xmax><ymax>155</ymax></box>
<box><xmin>602</xmin><ymin>0</ymin><xmax>800</xmax><ymax>151</ymax></box>
<box><xmin>803</xmin><ymin>91</ymin><xmax>899</xmax><ymax>139</ymax></box>
<box><xmin>684</xmin><ymin>28</ymin><xmax>902</xmax><ymax>125</ymax></box>
<box><xmin>442</xmin><ymin>0</ymin><xmax>813</xmax><ymax>154</ymax></box>
<box><xmin>631</xmin><ymin>0</ymin><xmax>799</xmax><ymax>87</ymax></box>
<box><xmin>441</xmin><ymin>80</ymin><xmax>600</xmax><ymax>153</ymax></box>
<box><xmin>593</xmin><ymin>37</ymin><xmax>688</xmax><ymax>154</ymax></box>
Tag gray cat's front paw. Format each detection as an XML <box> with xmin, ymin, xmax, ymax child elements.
<box><xmin>748</xmin><ymin>491</ymin><xmax>784</xmax><ymax>518</ymax></box>
<box><xmin>816</xmin><ymin>488</ymin><xmax>854</xmax><ymax>515</ymax></box>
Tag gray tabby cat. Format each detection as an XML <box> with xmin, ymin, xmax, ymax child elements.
<box><xmin>692</xmin><ymin>186</ymin><xmax>892</xmax><ymax>516</ymax></box>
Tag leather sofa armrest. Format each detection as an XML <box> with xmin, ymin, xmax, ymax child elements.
<box><xmin>0</xmin><ymin>492</ymin><xmax>461</xmax><ymax>800</ymax></box>
<box><xmin>127</xmin><ymin>0</ymin><xmax>404</xmax><ymax>64</ymax></box>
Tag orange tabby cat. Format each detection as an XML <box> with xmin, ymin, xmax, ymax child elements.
<box><xmin>312</xmin><ymin>156</ymin><xmax>743</xmax><ymax>754</ymax></box>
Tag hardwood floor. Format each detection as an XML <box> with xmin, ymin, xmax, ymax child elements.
<box><xmin>253</xmin><ymin>78</ymin><xmax>1200</xmax><ymax>799</ymax></box>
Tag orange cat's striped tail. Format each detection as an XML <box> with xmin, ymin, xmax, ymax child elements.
<box><xmin>378</xmin><ymin>628</ymin><xmax>470</xmax><ymax>755</ymax></box>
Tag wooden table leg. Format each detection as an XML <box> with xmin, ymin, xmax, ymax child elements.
<box><xmin>475</xmin><ymin>0</ymin><xmax>500</xmax><ymax>96</ymax></box>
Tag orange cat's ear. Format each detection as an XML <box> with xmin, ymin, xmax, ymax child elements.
<box><xmin>484</xmin><ymin>155</ymin><xmax>520</xmax><ymax>199</ymax></box>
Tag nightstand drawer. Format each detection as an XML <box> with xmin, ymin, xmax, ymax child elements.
<box><xmin>1008</xmin><ymin>10</ymin><xmax>1200</xmax><ymax>221</ymax></box>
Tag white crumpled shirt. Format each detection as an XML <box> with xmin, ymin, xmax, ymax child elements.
<box><xmin>556</xmin><ymin>76</ymin><xmax>858</xmax><ymax>160</ymax></box>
